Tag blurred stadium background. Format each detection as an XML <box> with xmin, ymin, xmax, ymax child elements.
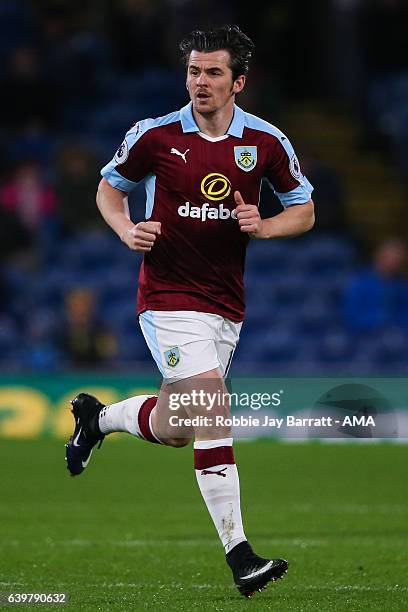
<box><xmin>1</xmin><ymin>0</ymin><xmax>408</xmax><ymax>379</ymax></box>
<box><xmin>1</xmin><ymin>3</ymin><xmax>408</xmax><ymax>609</ymax></box>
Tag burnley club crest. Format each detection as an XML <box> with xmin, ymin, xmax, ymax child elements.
<box><xmin>164</xmin><ymin>346</ymin><xmax>180</xmax><ymax>368</ymax></box>
<box><xmin>234</xmin><ymin>146</ymin><xmax>257</xmax><ymax>172</ymax></box>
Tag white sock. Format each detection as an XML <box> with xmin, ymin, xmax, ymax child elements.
<box><xmin>194</xmin><ymin>438</ymin><xmax>246</xmax><ymax>553</ymax></box>
<box><xmin>98</xmin><ymin>395</ymin><xmax>161</xmax><ymax>443</ymax></box>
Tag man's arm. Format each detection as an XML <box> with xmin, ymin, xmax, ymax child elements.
<box><xmin>254</xmin><ymin>200</ymin><xmax>315</xmax><ymax>239</ymax></box>
<box><xmin>96</xmin><ymin>178</ymin><xmax>133</xmax><ymax>239</ymax></box>
<box><xmin>233</xmin><ymin>190</ymin><xmax>314</xmax><ymax>239</ymax></box>
<box><xmin>96</xmin><ymin>178</ymin><xmax>161</xmax><ymax>251</ymax></box>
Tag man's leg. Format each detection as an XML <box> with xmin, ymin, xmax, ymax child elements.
<box><xmin>92</xmin><ymin>363</ymin><xmax>246</xmax><ymax>553</ymax></box>
<box><xmin>160</xmin><ymin>368</ymin><xmax>288</xmax><ymax>597</ymax></box>
<box><xmin>65</xmin><ymin>309</ymin><xmax>288</xmax><ymax>596</ymax></box>
<box><xmin>65</xmin><ymin>389</ymin><xmax>193</xmax><ymax>477</ymax></box>
<box><xmin>98</xmin><ymin>392</ymin><xmax>192</xmax><ymax>447</ymax></box>
<box><xmin>158</xmin><ymin>369</ymin><xmax>247</xmax><ymax>552</ymax></box>
<box><xmin>65</xmin><ymin>310</ymin><xmax>202</xmax><ymax>475</ymax></box>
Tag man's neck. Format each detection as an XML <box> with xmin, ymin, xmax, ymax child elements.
<box><xmin>192</xmin><ymin>101</ymin><xmax>235</xmax><ymax>138</ymax></box>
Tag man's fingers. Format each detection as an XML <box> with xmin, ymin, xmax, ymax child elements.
<box><xmin>133</xmin><ymin>227</ymin><xmax>156</xmax><ymax>238</ymax></box>
<box><xmin>239</xmin><ymin>220</ymin><xmax>257</xmax><ymax>229</ymax></box>
<box><xmin>129</xmin><ymin>238</ymin><xmax>153</xmax><ymax>252</ymax></box>
<box><xmin>134</xmin><ymin>228</ymin><xmax>158</xmax><ymax>241</ymax></box>
<box><xmin>135</xmin><ymin>238</ymin><xmax>155</xmax><ymax>248</ymax></box>
<box><xmin>148</xmin><ymin>221</ymin><xmax>161</xmax><ymax>235</ymax></box>
<box><xmin>239</xmin><ymin>224</ymin><xmax>258</xmax><ymax>233</ymax></box>
<box><xmin>236</xmin><ymin>209</ymin><xmax>256</xmax><ymax>219</ymax></box>
<box><xmin>233</xmin><ymin>204</ymin><xmax>254</xmax><ymax>219</ymax></box>
<box><xmin>234</xmin><ymin>190</ymin><xmax>245</xmax><ymax>206</ymax></box>
<box><xmin>136</xmin><ymin>221</ymin><xmax>161</xmax><ymax>235</ymax></box>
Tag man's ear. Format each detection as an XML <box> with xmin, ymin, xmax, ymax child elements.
<box><xmin>233</xmin><ymin>75</ymin><xmax>246</xmax><ymax>94</ymax></box>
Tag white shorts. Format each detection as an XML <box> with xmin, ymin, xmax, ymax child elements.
<box><xmin>139</xmin><ymin>310</ymin><xmax>243</xmax><ymax>382</ymax></box>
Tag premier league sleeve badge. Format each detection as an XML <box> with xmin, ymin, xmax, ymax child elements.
<box><xmin>114</xmin><ymin>139</ymin><xmax>129</xmax><ymax>164</ymax></box>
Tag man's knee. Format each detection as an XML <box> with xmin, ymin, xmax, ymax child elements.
<box><xmin>163</xmin><ymin>437</ymin><xmax>192</xmax><ymax>448</ymax></box>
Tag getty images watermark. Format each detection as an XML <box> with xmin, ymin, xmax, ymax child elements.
<box><xmin>168</xmin><ymin>389</ymin><xmax>283</xmax><ymax>428</ymax></box>
<box><xmin>162</xmin><ymin>379</ymin><xmax>404</xmax><ymax>438</ymax></box>
<box><xmin>167</xmin><ymin>389</ymin><xmax>375</xmax><ymax>429</ymax></box>
<box><xmin>168</xmin><ymin>390</ymin><xmax>283</xmax><ymax>411</ymax></box>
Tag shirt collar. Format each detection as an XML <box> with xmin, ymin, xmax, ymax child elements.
<box><xmin>180</xmin><ymin>101</ymin><xmax>245</xmax><ymax>138</ymax></box>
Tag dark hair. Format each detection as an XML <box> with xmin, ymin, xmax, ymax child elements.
<box><xmin>179</xmin><ymin>25</ymin><xmax>255</xmax><ymax>81</ymax></box>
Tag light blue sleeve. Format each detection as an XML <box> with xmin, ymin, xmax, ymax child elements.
<box><xmin>266</xmin><ymin>133</ymin><xmax>314</xmax><ymax>208</ymax></box>
<box><xmin>244</xmin><ymin>112</ymin><xmax>314</xmax><ymax>207</ymax></box>
<box><xmin>100</xmin><ymin>118</ymin><xmax>155</xmax><ymax>193</ymax></box>
<box><xmin>274</xmin><ymin>176</ymin><xmax>314</xmax><ymax>208</ymax></box>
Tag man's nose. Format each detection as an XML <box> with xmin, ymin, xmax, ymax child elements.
<box><xmin>196</xmin><ymin>72</ymin><xmax>208</xmax><ymax>86</ymax></box>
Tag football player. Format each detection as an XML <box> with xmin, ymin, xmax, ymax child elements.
<box><xmin>66</xmin><ymin>25</ymin><xmax>314</xmax><ymax>598</ymax></box>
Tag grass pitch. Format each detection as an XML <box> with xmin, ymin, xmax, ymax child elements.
<box><xmin>0</xmin><ymin>438</ymin><xmax>407</xmax><ymax>611</ymax></box>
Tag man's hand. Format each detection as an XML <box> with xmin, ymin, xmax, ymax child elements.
<box><xmin>233</xmin><ymin>191</ymin><xmax>263</xmax><ymax>238</ymax></box>
<box><xmin>121</xmin><ymin>221</ymin><xmax>162</xmax><ymax>251</ymax></box>
<box><xmin>234</xmin><ymin>190</ymin><xmax>315</xmax><ymax>240</ymax></box>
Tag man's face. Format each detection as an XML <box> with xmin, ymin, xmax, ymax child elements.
<box><xmin>186</xmin><ymin>49</ymin><xmax>245</xmax><ymax>114</ymax></box>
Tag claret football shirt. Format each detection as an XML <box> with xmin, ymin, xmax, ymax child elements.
<box><xmin>101</xmin><ymin>102</ymin><xmax>313</xmax><ymax>321</ymax></box>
